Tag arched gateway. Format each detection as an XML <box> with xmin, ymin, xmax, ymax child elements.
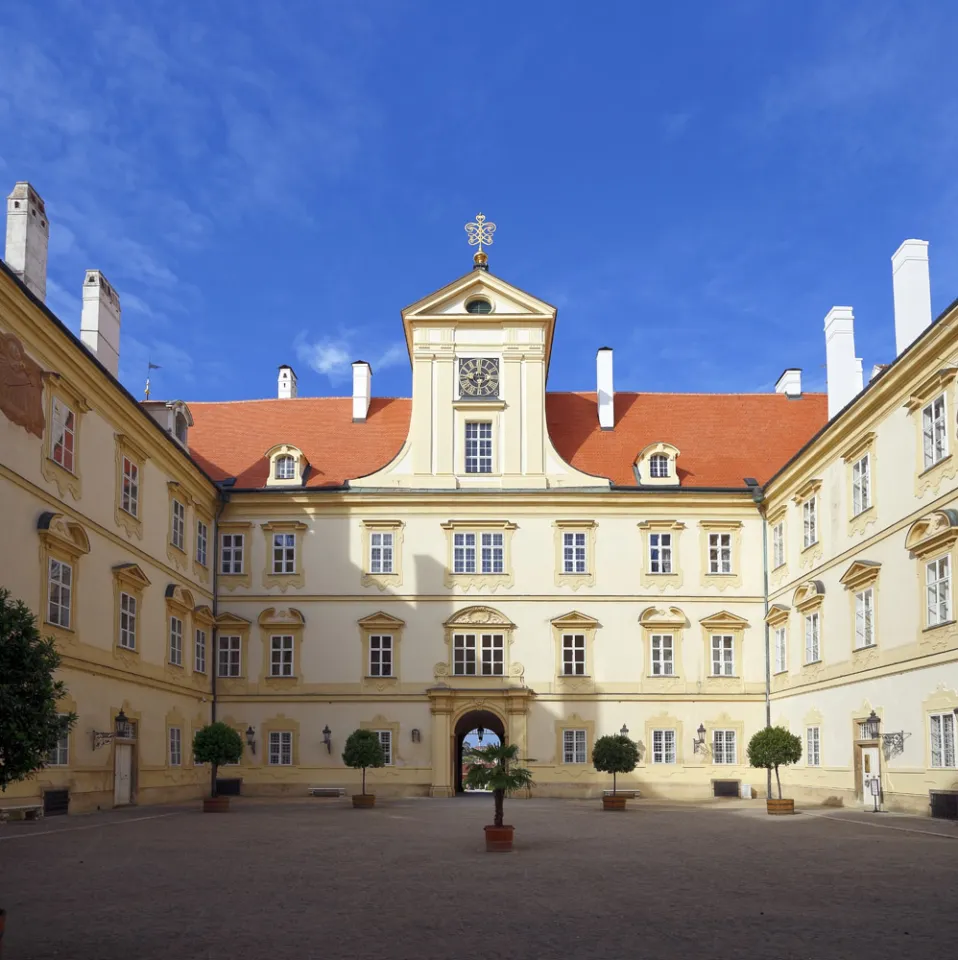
<box><xmin>453</xmin><ymin>708</ymin><xmax>506</xmax><ymax>794</ymax></box>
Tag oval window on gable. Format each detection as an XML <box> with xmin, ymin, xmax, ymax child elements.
<box><xmin>466</xmin><ymin>298</ymin><xmax>492</xmax><ymax>315</ymax></box>
<box><xmin>649</xmin><ymin>453</ymin><xmax>670</xmax><ymax>479</ymax></box>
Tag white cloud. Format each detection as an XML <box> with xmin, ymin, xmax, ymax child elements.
<box><xmin>295</xmin><ymin>332</ymin><xmax>407</xmax><ymax>385</ymax></box>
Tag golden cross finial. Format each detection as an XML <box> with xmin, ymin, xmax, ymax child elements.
<box><xmin>465</xmin><ymin>212</ymin><xmax>496</xmax><ymax>267</ymax></box>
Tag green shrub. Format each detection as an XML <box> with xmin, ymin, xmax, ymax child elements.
<box><xmin>591</xmin><ymin>734</ymin><xmax>639</xmax><ymax>796</ymax></box>
<box><xmin>747</xmin><ymin>726</ymin><xmax>803</xmax><ymax>799</ymax></box>
<box><xmin>463</xmin><ymin>742</ymin><xmax>534</xmax><ymax>826</ymax></box>
<box><xmin>192</xmin><ymin>722</ymin><xmax>243</xmax><ymax>797</ymax></box>
<box><xmin>342</xmin><ymin>729</ymin><xmax>385</xmax><ymax>795</ymax></box>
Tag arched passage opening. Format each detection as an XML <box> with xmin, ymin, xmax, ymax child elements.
<box><xmin>453</xmin><ymin>709</ymin><xmax>506</xmax><ymax>794</ymax></box>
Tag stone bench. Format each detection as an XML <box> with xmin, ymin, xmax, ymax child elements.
<box><xmin>0</xmin><ymin>804</ymin><xmax>44</xmax><ymax>822</ymax></box>
<box><xmin>307</xmin><ymin>786</ymin><xmax>347</xmax><ymax>798</ymax></box>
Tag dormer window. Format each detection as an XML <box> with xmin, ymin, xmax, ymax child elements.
<box><xmin>635</xmin><ymin>442</ymin><xmax>680</xmax><ymax>486</ymax></box>
<box><xmin>465</xmin><ymin>297</ymin><xmax>492</xmax><ymax>314</ymax></box>
<box><xmin>265</xmin><ymin>444</ymin><xmax>307</xmax><ymax>487</ymax></box>
<box><xmin>174</xmin><ymin>412</ymin><xmax>189</xmax><ymax>446</ymax></box>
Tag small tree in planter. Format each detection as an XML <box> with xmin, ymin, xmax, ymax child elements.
<box><xmin>342</xmin><ymin>729</ymin><xmax>385</xmax><ymax>808</ymax></box>
<box><xmin>592</xmin><ymin>733</ymin><xmax>639</xmax><ymax>810</ymax></box>
<box><xmin>747</xmin><ymin>726</ymin><xmax>802</xmax><ymax>815</ymax></box>
<box><xmin>463</xmin><ymin>741</ymin><xmax>534</xmax><ymax>851</ymax></box>
<box><xmin>193</xmin><ymin>722</ymin><xmax>243</xmax><ymax>812</ymax></box>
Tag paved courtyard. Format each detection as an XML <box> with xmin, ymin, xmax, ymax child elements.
<box><xmin>2</xmin><ymin>797</ymin><xmax>957</xmax><ymax>959</ymax></box>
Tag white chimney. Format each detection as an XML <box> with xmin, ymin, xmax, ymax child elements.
<box><xmin>892</xmin><ymin>239</ymin><xmax>932</xmax><ymax>355</ymax></box>
<box><xmin>278</xmin><ymin>364</ymin><xmax>298</xmax><ymax>399</ymax></box>
<box><xmin>5</xmin><ymin>182</ymin><xmax>49</xmax><ymax>302</ymax></box>
<box><xmin>597</xmin><ymin>347</ymin><xmax>614</xmax><ymax>429</ymax></box>
<box><xmin>80</xmin><ymin>270</ymin><xmax>121</xmax><ymax>377</ymax></box>
<box><xmin>352</xmin><ymin>361</ymin><xmax>371</xmax><ymax>421</ymax></box>
<box><xmin>774</xmin><ymin>368</ymin><xmax>802</xmax><ymax>397</ymax></box>
<box><xmin>824</xmin><ymin>306</ymin><xmax>863</xmax><ymax>419</ymax></box>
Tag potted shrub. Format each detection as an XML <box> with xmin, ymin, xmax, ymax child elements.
<box><xmin>463</xmin><ymin>741</ymin><xmax>534</xmax><ymax>852</ymax></box>
<box><xmin>193</xmin><ymin>722</ymin><xmax>244</xmax><ymax>812</ymax></box>
<box><xmin>342</xmin><ymin>729</ymin><xmax>385</xmax><ymax>808</ymax></box>
<box><xmin>592</xmin><ymin>733</ymin><xmax>639</xmax><ymax>810</ymax></box>
<box><xmin>747</xmin><ymin>725</ymin><xmax>803</xmax><ymax>815</ymax></box>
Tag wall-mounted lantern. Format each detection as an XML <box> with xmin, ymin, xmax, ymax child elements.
<box><xmin>411</xmin><ymin>728</ymin><xmax>421</xmax><ymax>743</ymax></box>
<box><xmin>692</xmin><ymin>723</ymin><xmax>707</xmax><ymax>754</ymax></box>
<box><xmin>245</xmin><ymin>725</ymin><xmax>256</xmax><ymax>754</ymax></box>
<box><xmin>322</xmin><ymin>725</ymin><xmax>332</xmax><ymax>754</ymax></box>
<box><xmin>863</xmin><ymin>709</ymin><xmax>909</xmax><ymax>754</ymax></box>
<box><xmin>620</xmin><ymin>724</ymin><xmax>629</xmax><ymax>737</ymax></box>
<box><xmin>92</xmin><ymin>709</ymin><xmax>131</xmax><ymax>750</ymax></box>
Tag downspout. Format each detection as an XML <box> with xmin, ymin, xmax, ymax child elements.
<box><xmin>749</xmin><ymin>481</ymin><xmax>773</xmax><ymax>801</ymax></box>
<box><xmin>211</xmin><ymin>489</ymin><xmax>228</xmax><ymax>723</ymax></box>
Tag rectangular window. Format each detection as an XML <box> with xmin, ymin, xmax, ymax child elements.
<box><xmin>922</xmin><ymin>394</ymin><xmax>948</xmax><ymax>470</ymax></box>
<box><xmin>652</xmin><ymin>729</ymin><xmax>676</xmax><ymax>764</ymax></box>
<box><xmin>375</xmin><ymin>730</ymin><xmax>393</xmax><ymax>766</ymax></box>
<box><xmin>563</xmin><ymin>728</ymin><xmax>587</xmax><ymax>764</ymax></box>
<box><xmin>169</xmin><ymin>727</ymin><xmax>182</xmax><ymax>766</ymax></box>
<box><xmin>711</xmin><ymin>634</ymin><xmax>734</xmax><ymax>676</ymax></box>
<box><xmin>196</xmin><ymin>521</ymin><xmax>208</xmax><ymax>567</ymax></box>
<box><xmin>121</xmin><ymin>456</ymin><xmax>139</xmax><ymax>516</ymax></box>
<box><xmin>806</xmin><ymin>726</ymin><xmax>821</xmax><ymax>767</ymax></box>
<box><xmin>802</xmin><ymin>497</ymin><xmax>817</xmax><ymax>548</ymax></box>
<box><xmin>562</xmin><ymin>532</ymin><xmax>587</xmax><ymax>574</ymax></box>
<box><xmin>217</xmin><ymin>635</ymin><xmax>241</xmax><ymax>677</ymax></box>
<box><xmin>272</xmin><ymin>533</ymin><xmax>296</xmax><ymax>575</ymax></box>
<box><xmin>47</xmin><ymin>558</ymin><xmax>72</xmax><ymax>629</ymax></box>
<box><xmin>221</xmin><ymin>534</ymin><xmax>245</xmax><ymax>575</ymax></box>
<box><xmin>562</xmin><ymin>634</ymin><xmax>586</xmax><ymax>676</ymax></box>
<box><xmin>708</xmin><ymin>533</ymin><xmax>732</xmax><ymax>574</ymax></box>
<box><xmin>270</xmin><ymin>635</ymin><xmax>294</xmax><ymax>677</ymax></box>
<box><xmin>171</xmin><ymin>499</ymin><xmax>185</xmax><ymax>550</ymax></box>
<box><xmin>453</xmin><ymin>634</ymin><xmax>477</xmax><ymax>676</ymax></box>
<box><xmin>852</xmin><ymin>454</ymin><xmax>871</xmax><ymax>515</ymax></box>
<box><xmin>772</xmin><ymin>522</ymin><xmax>785</xmax><ymax>569</ymax></box>
<box><xmin>480</xmin><ymin>532</ymin><xmax>504</xmax><ymax>574</ymax></box>
<box><xmin>194</xmin><ymin>628</ymin><xmax>207</xmax><ymax>673</ymax></box>
<box><xmin>650</xmin><ymin>634</ymin><xmax>674</xmax><ymax>676</ymax></box>
<box><xmin>370</xmin><ymin>532</ymin><xmax>393</xmax><ymax>574</ymax></box>
<box><xmin>119</xmin><ymin>592</ymin><xmax>136</xmax><ymax>649</ymax></box>
<box><xmin>855</xmin><ymin>588</ymin><xmax>875</xmax><ymax>648</ymax></box>
<box><xmin>453</xmin><ymin>532</ymin><xmax>476</xmax><ymax>574</ymax></box>
<box><xmin>804</xmin><ymin>612</ymin><xmax>821</xmax><ymax>663</ymax></box>
<box><xmin>464</xmin><ymin>422</ymin><xmax>493</xmax><ymax>474</ymax></box>
<box><xmin>930</xmin><ymin>712</ymin><xmax>956</xmax><ymax>768</ymax></box>
<box><xmin>46</xmin><ymin>718</ymin><xmax>69</xmax><ymax>766</ymax></box>
<box><xmin>927</xmin><ymin>556</ymin><xmax>951</xmax><ymax>627</ymax></box>
<box><xmin>774</xmin><ymin>625</ymin><xmax>787</xmax><ymax>674</ymax></box>
<box><xmin>480</xmin><ymin>634</ymin><xmax>504</xmax><ymax>676</ymax></box>
<box><xmin>713</xmin><ymin>729</ymin><xmax>736</xmax><ymax>764</ymax></box>
<box><xmin>369</xmin><ymin>635</ymin><xmax>393</xmax><ymax>677</ymax></box>
<box><xmin>50</xmin><ymin>398</ymin><xmax>76</xmax><ymax>472</ymax></box>
<box><xmin>268</xmin><ymin>731</ymin><xmax>293</xmax><ymax>766</ymax></box>
<box><xmin>649</xmin><ymin>533</ymin><xmax>672</xmax><ymax>574</ymax></box>
<box><xmin>169</xmin><ymin>616</ymin><xmax>183</xmax><ymax>666</ymax></box>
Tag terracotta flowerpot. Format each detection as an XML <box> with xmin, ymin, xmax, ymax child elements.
<box><xmin>352</xmin><ymin>794</ymin><xmax>376</xmax><ymax>809</ymax></box>
<box><xmin>602</xmin><ymin>795</ymin><xmax>627</xmax><ymax>811</ymax></box>
<box><xmin>766</xmin><ymin>798</ymin><xmax>795</xmax><ymax>815</ymax></box>
<box><xmin>484</xmin><ymin>824</ymin><xmax>514</xmax><ymax>852</ymax></box>
<box><xmin>203</xmin><ymin>797</ymin><xmax>230</xmax><ymax>813</ymax></box>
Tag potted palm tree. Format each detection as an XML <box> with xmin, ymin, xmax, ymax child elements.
<box><xmin>592</xmin><ymin>733</ymin><xmax>639</xmax><ymax>810</ymax></box>
<box><xmin>193</xmin><ymin>722</ymin><xmax>244</xmax><ymax>812</ymax></box>
<box><xmin>747</xmin><ymin>725</ymin><xmax>803</xmax><ymax>814</ymax></box>
<box><xmin>342</xmin><ymin>729</ymin><xmax>385</xmax><ymax>808</ymax></box>
<box><xmin>463</xmin><ymin>741</ymin><xmax>534</xmax><ymax>851</ymax></box>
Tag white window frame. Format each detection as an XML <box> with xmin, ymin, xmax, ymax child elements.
<box><xmin>712</xmin><ymin>729</ymin><xmax>736</xmax><ymax>765</ymax></box>
<box><xmin>852</xmin><ymin>454</ymin><xmax>871</xmax><ymax>516</ymax></box>
<box><xmin>169</xmin><ymin>727</ymin><xmax>182</xmax><ymax>766</ymax></box>
<box><xmin>370</xmin><ymin>532</ymin><xmax>393</xmax><ymax>574</ymax></box>
<box><xmin>710</xmin><ymin>634</ymin><xmax>735</xmax><ymax>676</ymax></box>
<box><xmin>562</xmin><ymin>633</ymin><xmax>586</xmax><ymax>676</ymax></box>
<box><xmin>855</xmin><ymin>587</ymin><xmax>875</xmax><ymax>648</ymax></box>
<box><xmin>169</xmin><ymin>616</ymin><xmax>183</xmax><ymax>666</ymax></box>
<box><xmin>268</xmin><ymin>731</ymin><xmax>293</xmax><ymax>766</ymax></box>
<box><xmin>194</xmin><ymin>628</ymin><xmax>207</xmax><ymax>673</ymax></box>
<box><xmin>563</xmin><ymin>728</ymin><xmax>587</xmax><ymax>764</ymax></box>
<box><xmin>119</xmin><ymin>592</ymin><xmax>137</xmax><ymax>650</ymax></box>
<box><xmin>480</xmin><ymin>633</ymin><xmax>504</xmax><ymax>676</ymax></box>
<box><xmin>649</xmin><ymin>533</ymin><xmax>672</xmax><ymax>574</ymax></box>
<box><xmin>196</xmin><ymin>520</ymin><xmax>208</xmax><ymax>567</ymax></box>
<box><xmin>47</xmin><ymin>716</ymin><xmax>69</xmax><ymax>766</ymax></box>
<box><xmin>453</xmin><ymin>633</ymin><xmax>477</xmax><ymax>676</ymax></box>
<box><xmin>269</xmin><ymin>634</ymin><xmax>295</xmax><ymax>677</ymax></box>
<box><xmin>926</xmin><ymin>556</ymin><xmax>951</xmax><ymax>627</ymax></box>
<box><xmin>217</xmin><ymin>635</ymin><xmax>241</xmax><ymax>677</ymax></box>
<box><xmin>649</xmin><ymin>453</ymin><xmax>669</xmax><ymax>479</ymax></box>
<box><xmin>802</xmin><ymin>496</ymin><xmax>818</xmax><ymax>549</ymax></box>
<box><xmin>652</xmin><ymin>728</ymin><xmax>676</xmax><ymax>764</ymax></box>
<box><xmin>275</xmin><ymin>454</ymin><xmax>296</xmax><ymax>480</ymax></box>
<box><xmin>480</xmin><ymin>532</ymin><xmax>504</xmax><ymax>574</ymax></box>
<box><xmin>650</xmin><ymin>634</ymin><xmax>674</xmax><ymax>676</ymax></box>
<box><xmin>171</xmin><ymin>498</ymin><xmax>185</xmax><ymax>550</ymax></box>
<box><xmin>47</xmin><ymin>558</ymin><xmax>72</xmax><ymax>629</ymax></box>
<box><xmin>369</xmin><ymin>634</ymin><xmax>393</xmax><ymax>677</ymax></box>
<box><xmin>774</xmin><ymin>625</ymin><xmax>787</xmax><ymax>674</ymax></box>
<box><xmin>708</xmin><ymin>532</ymin><xmax>732</xmax><ymax>574</ymax></box>
<box><xmin>375</xmin><ymin>729</ymin><xmax>393</xmax><ymax>766</ymax></box>
<box><xmin>272</xmin><ymin>532</ymin><xmax>296</xmax><ymax>575</ymax></box>
<box><xmin>562</xmin><ymin>531</ymin><xmax>587</xmax><ymax>575</ymax></box>
<box><xmin>930</xmin><ymin>712</ymin><xmax>956</xmax><ymax>768</ymax></box>
<box><xmin>121</xmin><ymin>456</ymin><xmax>139</xmax><ymax>517</ymax></box>
<box><xmin>922</xmin><ymin>394</ymin><xmax>948</xmax><ymax>470</ymax></box>
<box><xmin>804</xmin><ymin>611</ymin><xmax>821</xmax><ymax>663</ymax></box>
<box><xmin>772</xmin><ymin>522</ymin><xmax>785</xmax><ymax>569</ymax></box>
<box><xmin>221</xmin><ymin>533</ymin><xmax>245</xmax><ymax>575</ymax></box>
<box><xmin>50</xmin><ymin>397</ymin><xmax>76</xmax><ymax>472</ymax></box>
<box><xmin>464</xmin><ymin>421</ymin><xmax>493</xmax><ymax>474</ymax></box>
<box><xmin>453</xmin><ymin>532</ymin><xmax>476</xmax><ymax>574</ymax></box>
<box><xmin>806</xmin><ymin>726</ymin><xmax>821</xmax><ymax>767</ymax></box>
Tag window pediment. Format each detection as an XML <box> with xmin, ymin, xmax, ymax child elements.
<box><xmin>904</xmin><ymin>367</ymin><xmax>958</xmax><ymax>412</ymax></box>
<box><xmin>841</xmin><ymin>432</ymin><xmax>876</xmax><ymax>464</ymax></box>
<box><xmin>791</xmin><ymin>479</ymin><xmax>822</xmax><ymax>505</ymax></box>
<box><xmin>793</xmin><ymin>580</ymin><xmax>825</xmax><ymax>612</ymax></box>
<box><xmin>215</xmin><ymin>611</ymin><xmax>251</xmax><ymax>629</ymax></box>
<box><xmin>258</xmin><ymin>606</ymin><xmax>305</xmax><ymax>628</ymax></box>
<box><xmin>113</xmin><ymin>562</ymin><xmax>151</xmax><ymax>589</ymax></box>
<box><xmin>839</xmin><ymin>560</ymin><xmax>881</xmax><ymax>591</ymax></box>
<box><xmin>764</xmin><ymin>604</ymin><xmax>790</xmax><ymax>626</ymax></box>
<box><xmin>37</xmin><ymin>512</ymin><xmax>91</xmax><ymax>557</ymax></box>
<box><xmin>638</xmin><ymin>605</ymin><xmax>688</xmax><ymax>628</ymax></box>
<box><xmin>905</xmin><ymin>509</ymin><xmax>958</xmax><ymax>557</ymax></box>
<box><xmin>164</xmin><ymin>584</ymin><xmax>195</xmax><ymax>612</ymax></box>
<box><xmin>358</xmin><ymin>611</ymin><xmax>406</xmax><ymax>630</ymax></box>
<box><xmin>551</xmin><ymin>610</ymin><xmax>600</xmax><ymax>629</ymax></box>
<box><xmin>193</xmin><ymin>605</ymin><xmax>215</xmax><ymax>626</ymax></box>
<box><xmin>699</xmin><ymin>610</ymin><xmax>749</xmax><ymax>630</ymax></box>
<box><xmin>445</xmin><ymin>605</ymin><xmax>515</xmax><ymax>629</ymax></box>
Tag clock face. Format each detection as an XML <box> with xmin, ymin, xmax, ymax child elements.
<box><xmin>459</xmin><ymin>357</ymin><xmax>500</xmax><ymax>398</ymax></box>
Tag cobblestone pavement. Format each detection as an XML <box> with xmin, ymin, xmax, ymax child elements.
<box><xmin>1</xmin><ymin>797</ymin><xmax>956</xmax><ymax>960</ymax></box>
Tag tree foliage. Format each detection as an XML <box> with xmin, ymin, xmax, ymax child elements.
<box><xmin>463</xmin><ymin>741</ymin><xmax>534</xmax><ymax>826</ymax></box>
<box><xmin>192</xmin><ymin>722</ymin><xmax>243</xmax><ymax>797</ymax></box>
<box><xmin>342</xmin><ymin>729</ymin><xmax>385</xmax><ymax>795</ymax></box>
<box><xmin>0</xmin><ymin>589</ymin><xmax>75</xmax><ymax>792</ymax></box>
<box><xmin>747</xmin><ymin>726</ymin><xmax>803</xmax><ymax>799</ymax></box>
<box><xmin>591</xmin><ymin>734</ymin><xmax>639</xmax><ymax>795</ymax></box>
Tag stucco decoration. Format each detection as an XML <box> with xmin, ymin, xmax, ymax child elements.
<box><xmin>905</xmin><ymin>508</ymin><xmax>958</xmax><ymax>557</ymax></box>
<box><xmin>444</xmin><ymin>606</ymin><xmax>516</xmax><ymax>628</ymax></box>
<box><xmin>0</xmin><ymin>330</ymin><xmax>45</xmax><ymax>437</ymax></box>
<box><xmin>792</xmin><ymin>580</ymin><xmax>826</xmax><ymax>611</ymax></box>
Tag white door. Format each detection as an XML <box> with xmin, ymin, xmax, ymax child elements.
<box><xmin>861</xmin><ymin>746</ymin><xmax>880</xmax><ymax>810</ymax></box>
<box><xmin>114</xmin><ymin>743</ymin><xmax>133</xmax><ymax>806</ymax></box>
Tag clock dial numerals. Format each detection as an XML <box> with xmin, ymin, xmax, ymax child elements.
<box><xmin>459</xmin><ymin>358</ymin><xmax>500</xmax><ymax>398</ymax></box>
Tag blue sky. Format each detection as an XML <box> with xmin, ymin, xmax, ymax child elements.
<box><xmin>3</xmin><ymin>1</ymin><xmax>958</xmax><ymax>402</ymax></box>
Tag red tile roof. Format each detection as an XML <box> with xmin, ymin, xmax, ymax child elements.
<box><xmin>186</xmin><ymin>392</ymin><xmax>827</xmax><ymax>490</ymax></box>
